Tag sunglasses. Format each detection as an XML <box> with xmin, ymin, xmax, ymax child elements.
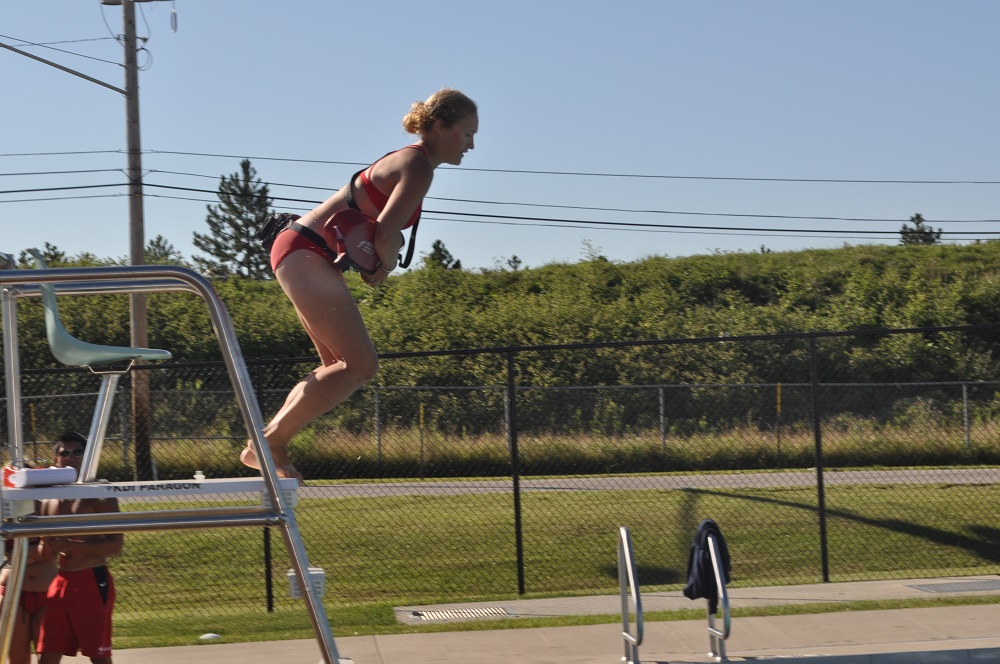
<box><xmin>55</xmin><ymin>448</ymin><xmax>85</xmax><ymax>458</ymax></box>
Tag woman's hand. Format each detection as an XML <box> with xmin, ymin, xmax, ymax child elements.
<box><xmin>362</xmin><ymin>263</ymin><xmax>395</xmax><ymax>287</ymax></box>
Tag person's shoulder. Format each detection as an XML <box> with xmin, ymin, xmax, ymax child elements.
<box><xmin>394</xmin><ymin>145</ymin><xmax>433</xmax><ymax>181</ymax></box>
<box><xmin>389</xmin><ymin>144</ymin><xmax>426</xmax><ymax>165</ymax></box>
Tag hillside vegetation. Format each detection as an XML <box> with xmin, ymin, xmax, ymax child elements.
<box><xmin>11</xmin><ymin>241</ymin><xmax>1000</xmax><ymax>373</ymax></box>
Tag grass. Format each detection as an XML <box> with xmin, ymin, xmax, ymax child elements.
<box><xmin>16</xmin><ymin>415</ymin><xmax>998</xmax><ymax>480</ymax></box>
<box><xmin>8</xmin><ymin>422</ymin><xmax>998</xmax><ymax>649</ymax></box>
<box><xmin>100</xmin><ymin>478</ymin><xmax>1000</xmax><ymax>649</ymax></box>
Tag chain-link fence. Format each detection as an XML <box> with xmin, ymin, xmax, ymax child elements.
<box><xmin>3</xmin><ymin>325</ymin><xmax>1000</xmax><ymax>625</ymax></box>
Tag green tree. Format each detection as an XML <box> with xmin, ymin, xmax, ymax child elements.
<box><xmin>145</xmin><ymin>235</ymin><xmax>184</xmax><ymax>265</ymax></box>
<box><xmin>192</xmin><ymin>159</ymin><xmax>273</xmax><ymax>279</ymax></box>
<box><xmin>899</xmin><ymin>213</ymin><xmax>942</xmax><ymax>246</ymax></box>
<box><xmin>423</xmin><ymin>240</ymin><xmax>462</xmax><ymax>269</ymax></box>
<box><xmin>18</xmin><ymin>242</ymin><xmax>65</xmax><ymax>267</ymax></box>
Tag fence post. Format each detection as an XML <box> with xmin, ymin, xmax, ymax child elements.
<box><xmin>809</xmin><ymin>335</ymin><xmax>830</xmax><ymax>582</ymax></box>
<box><xmin>506</xmin><ymin>349</ymin><xmax>526</xmax><ymax>595</ymax></box>
<box><xmin>253</xmin><ymin>361</ymin><xmax>263</xmax><ymax>412</ymax></box>
<box><xmin>264</xmin><ymin>527</ymin><xmax>274</xmax><ymax>612</ymax></box>
<box><xmin>250</xmin><ymin>361</ymin><xmax>275</xmax><ymax>612</ymax></box>
<box><xmin>658</xmin><ymin>386</ymin><xmax>666</xmax><ymax>455</ymax></box>
<box><xmin>775</xmin><ymin>382</ymin><xmax>782</xmax><ymax>460</ymax></box>
<box><xmin>503</xmin><ymin>387</ymin><xmax>509</xmax><ymax>440</ymax></box>
<box><xmin>120</xmin><ymin>377</ymin><xmax>134</xmax><ymax>480</ymax></box>
<box><xmin>373</xmin><ymin>387</ymin><xmax>382</xmax><ymax>464</ymax></box>
<box><xmin>118</xmin><ymin>389</ymin><xmax>129</xmax><ymax>471</ymax></box>
<box><xmin>962</xmin><ymin>382</ymin><xmax>970</xmax><ymax>450</ymax></box>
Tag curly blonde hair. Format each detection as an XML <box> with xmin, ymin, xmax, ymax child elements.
<box><xmin>402</xmin><ymin>88</ymin><xmax>477</xmax><ymax>134</ymax></box>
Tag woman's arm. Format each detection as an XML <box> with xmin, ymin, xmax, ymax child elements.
<box><xmin>371</xmin><ymin>150</ymin><xmax>434</xmax><ymax>273</ymax></box>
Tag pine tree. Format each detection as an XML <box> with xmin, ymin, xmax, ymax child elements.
<box><xmin>19</xmin><ymin>241</ymin><xmax>66</xmax><ymax>267</ymax></box>
<box><xmin>193</xmin><ymin>159</ymin><xmax>274</xmax><ymax>278</ymax></box>
<box><xmin>423</xmin><ymin>239</ymin><xmax>462</xmax><ymax>269</ymax></box>
<box><xmin>145</xmin><ymin>234</ymin><xmax>184</xmax><ymax>265</ymax></box>
<box><xmin>899</xmin><ymin>213</ymin><xmax>942</xmax><ymax>246</ymax></box>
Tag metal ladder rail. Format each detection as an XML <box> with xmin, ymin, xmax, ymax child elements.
<box><xmin>706</xmin><ymin>533</ymin><xmax>731</xmax><ymax>662</ymax></box>
<box><xmin>0</xmin><ymin>262</ymin><xmax>343</xmax><ymax>664</ymax></box>
<box><xmin>618</xmin><ymin>526</ymin><xmax>643</xmax><ymax>664</ymax></box>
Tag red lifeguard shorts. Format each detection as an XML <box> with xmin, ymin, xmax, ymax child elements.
<box><xmin>37</xmin><ymin>567</ymin><xmax>115</xmax><ymax>659</ymax></box>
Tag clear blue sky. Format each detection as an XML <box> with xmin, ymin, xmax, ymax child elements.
<box><xmin>2</xmin><ymin>1</ymin><xmax>998</xmax><ymax>271</ymax></box>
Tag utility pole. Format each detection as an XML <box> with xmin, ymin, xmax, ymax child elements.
<box><xmin>123</xmin><ymin>0</ymin><xmax>147</xmax><ymax>350</ymax></box>
<box><xmin>120</xmin><ymin>0</ymin><xmax>155</xmax><ymax>480</ymax></box>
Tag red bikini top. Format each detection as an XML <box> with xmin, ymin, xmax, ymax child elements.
<box><xmin>352</xmin><ymin>144</ymin><xmax>427</xmax><ymax>229</ymax></box>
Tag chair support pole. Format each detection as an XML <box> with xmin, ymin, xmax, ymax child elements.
<box><xmin>80</xmin><ymin>373</ymin><xmax>123</xmax><ymax>483</ymax></box>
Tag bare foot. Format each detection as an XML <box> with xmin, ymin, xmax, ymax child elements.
<box><xmin>241</xmin><ymin>443</ymin><xmax>304</xmax><ymax>485</ymax></box>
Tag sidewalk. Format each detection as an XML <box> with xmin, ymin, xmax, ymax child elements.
<box><xmin>114</xmin><ymin>576</ymin><xmax>1000</xmax><ymax>664</ymax></box>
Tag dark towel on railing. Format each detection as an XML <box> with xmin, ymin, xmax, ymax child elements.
<box><xmin>683</xmin><ymin>518</ymin><xmax>731</xmax><ymax>614</ymax></box>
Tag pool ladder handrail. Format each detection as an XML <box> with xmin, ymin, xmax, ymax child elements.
<box><xmin>706</xmin><ymin>532</ymin><xmax>732</xmax><ymax>662</ymax></box>
<box><xmin>618</xmin><ymin>525</ymin><xmax>643</xmax><ymax>664</ymax></box>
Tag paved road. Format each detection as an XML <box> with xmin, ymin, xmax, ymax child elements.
<box><xmin>100</xmin><ymin>467</ymin><xmax>997</xmax><ymax>506</ymax></box>
<box><xmin>297</xmin><ymin>467</ymin><xmax>1000</xmax><ymax>499</ymax></box>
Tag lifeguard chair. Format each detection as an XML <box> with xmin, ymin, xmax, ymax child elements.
<box><xmin>0</xmin><ymin>251</ymin><xmax>346</xmax><ymax>663</ymax></box>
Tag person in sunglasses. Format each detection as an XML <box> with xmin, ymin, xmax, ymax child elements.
<box><xmin>36</xmin><ymin>432</ymin><xmax>122</xmax><ymax>664</ymax></box>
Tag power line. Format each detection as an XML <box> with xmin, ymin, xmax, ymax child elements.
<box><xmin>0</xmin><ymin>169</ymin><xmax>123</xmax><ymax>177</ymax></box>
<box><xmin>144</xmin><ymin>170</ymin><xmax>1000</xmax><ymax>223</ymax></box>
<box><xmin>418</xmin><ymin>215</ymin><xmax>922</xmax><ymax>241</ymax></box>
<box><xmin>148</xmin><ymin>150</ymin><xmax>364</xmax><ymax>167</ymax></box>
<box><xmin>6</xmin><ymin>180</ymin><xmax>997</xmax><ymax>226</ymax></box>
<box><xmin>423</xmin><ymin>210</ymin><xmax>1000</xmax><ymax>237</ymax></box>
<box><xmin>141</xmin><ymin>151</ymin><xmax>1000</xmax><ymax>184</ymax></box>
<box><xmin>5</xmin><ymin>190</ymin><xmax>993</xmax><ymax>243</ymax></box>
<box><xmin>3</xmin><ymin>161</ymin><xmax>996</xmax><ymax>244</ymax></box>
<box><xmin>3</xmin><ymin>149</ymin><xmax>999</xmax><ymax>185</ymax></box>
<box><xmin>428</xmin><ymin>199</ymin><xmax>1000</xmax><ymax>224</ymax></box>
<box><xmin>450</xmin><ymin>169</ymin><xmax>1000</xmax><ymax>185</ymax></box>
<box><xmin>148</xmin><ymin>169</ymin><xmax>331</xmax><ymax>191</ymax></box>
<box><xmin>0</xmin><ymin>183</ymin><xmax>123</xmax><ymax>195</ymax></box>
<box><xmin>143</xmin><ymin>169</ymin><xmax>1000</xmax><ymax>223</ymax></box>
<box><xmin>0</xmin><ymin>182</ymin><xmax>1000</xmax><ymax>235</ymax></box>
<box><xmin>0</xmin><ymin>33</ymin><xmax>121</xmax><ymax>67</ymax></box>
<box><xmin>0</xmin><ymin>194</ymin><xmax>122</xmax><ymax>204</ymax></box>
<box><xmin>0</xmin><ymin>36</ymin><xmax>115</xmax><ymax>47</ymax></box>
<box><xmin>6</xmin><ymin>181</ymin><xmax>997</xmax><ymax>240</ymax></box>
<box><xmin>0</xmin><ymin>151</ymin><xmax>122</xmax><ymax>158</ymax></box>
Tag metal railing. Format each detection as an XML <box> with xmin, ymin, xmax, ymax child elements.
<box><xmin>706</xmin><ymin>532</ymin><xmax>731</xmax><ymax>662</ymax></box>
<box><xmin>618</xmin><ymin>525</ymin><xmax>643</xmax><ymax>664</ymax></box>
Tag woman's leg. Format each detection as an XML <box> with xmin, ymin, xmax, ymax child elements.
<box><xmin>242</xmin><ymin>251</ymin><xmax>379</xmax><ymax>478</ymax></box>
<box><xmin>267</xmin><ymin>368</ymin><xmax>319</xmax><ymax>431</ymax></box>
